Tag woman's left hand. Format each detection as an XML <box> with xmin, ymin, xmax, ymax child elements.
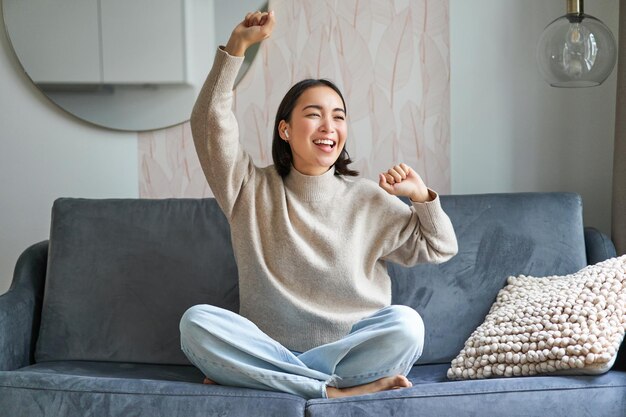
<box><xmin>379</xmin><ymin>163</ymin><xmax>432</xmax><ymax>203</ymax></box>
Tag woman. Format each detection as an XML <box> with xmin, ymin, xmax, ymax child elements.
<box><xmin>179</xmin><ymin>10</ymin><xmax>458</xmax><ymax>399</ymax></box>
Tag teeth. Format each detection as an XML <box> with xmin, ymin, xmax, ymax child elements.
<box><xmin>313</xmin><ymin>139</ymin><xmax>335</xmax><ymax>146</ymax></box>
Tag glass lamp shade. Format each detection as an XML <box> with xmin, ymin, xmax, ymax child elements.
<box><xmin>537</xmin><ymin>14</ymin><xmax>617</xmax><ymax>87</ymax></box>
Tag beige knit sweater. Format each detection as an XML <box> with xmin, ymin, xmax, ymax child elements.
<box><xmin>190</xmin><ymin>47</ymin><xmax>458</xmax><ymax>353</ymax></box>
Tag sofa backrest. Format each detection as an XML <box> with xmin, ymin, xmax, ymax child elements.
<box><xmin>36</xmin><ymin>198</ymin><xmax>238</xmax><ymax>365</ymax></box>
<box><xmin>391</xmin><ymin>192</ymin><xmax>587</xmax><ymax>364</ymax></box>
<box><xmin>35</xmin><ymin>193</ymin><xmax>588</xmax><ymax>366</ymax></box>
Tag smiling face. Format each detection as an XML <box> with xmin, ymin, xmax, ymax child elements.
<box><xmin>279</xmin><ymin>86</ymin><xmax>347</xmax><ymax>176</ymax></box>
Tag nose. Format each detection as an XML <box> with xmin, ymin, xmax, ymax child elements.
<box><xmin>319</xmin><ymin>115</ymin><xmax>335</xmax><ymax>133</ymax></box>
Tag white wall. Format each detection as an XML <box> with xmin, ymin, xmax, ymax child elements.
<box><xmin>0</xmin><ymin>1</ymin><xmax>620</xmax><ymax>294</ymax></box>
<box><xmin>0</xmin><ymin>6</ymin><xmax>138</xmax><ymax>294</ymax></box>
<box><xmin>450</xmin><ymin>0</ymin><xmax>619</xmax><ymax>236</ymax></box>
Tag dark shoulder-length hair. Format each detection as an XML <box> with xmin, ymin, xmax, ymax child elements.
<box><xmin>271</xmin><ymin>79</ymin><xmax>359</xmax><ymax>178</ymax></box>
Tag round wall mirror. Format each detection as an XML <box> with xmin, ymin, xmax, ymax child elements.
<box><xmin>2</xmin><ymin>0</ymin><xmax>266</xmax><ymax>132</ymax></box>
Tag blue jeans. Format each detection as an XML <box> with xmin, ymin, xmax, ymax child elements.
<box><xmin>179</xmin><ymin>304</ymin><xmax>424</xmax><ymax>399</ymax></box>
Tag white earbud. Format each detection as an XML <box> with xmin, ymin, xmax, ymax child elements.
<box><xmin>284</xmin><ymin>130</ymin><xmax>289</xmax><ymax>139</ymax></box>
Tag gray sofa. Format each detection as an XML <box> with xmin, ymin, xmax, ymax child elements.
<box><xmin>1</xmin><ymin>192</ymin><xmax>624</xmax><ymax>416</ymax></box>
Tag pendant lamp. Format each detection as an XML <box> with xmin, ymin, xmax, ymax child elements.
<box><xmin>537</xmin><ymin>0</ymin><xmax>617</xmax><ymax>87</ymax></box>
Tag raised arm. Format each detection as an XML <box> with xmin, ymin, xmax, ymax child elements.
<box><xmin>378</xmin><ymin>163</ymin><xmax>458</xmax><ymax>266</ymax></box>
<box><xmin>190</xmin><ymin>11</ymin><xmax>275</xmax><ymax>219</ymax></box>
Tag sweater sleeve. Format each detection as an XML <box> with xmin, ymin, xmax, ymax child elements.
<box><xmin>190</xmin><ymin>47</ymin><xmax>255</xmax><ymax>221</ymax></box>
<box><xmin>381</xmin><ymin>190</ymin><xmax>458</xmax><ymax>266</ymax></box>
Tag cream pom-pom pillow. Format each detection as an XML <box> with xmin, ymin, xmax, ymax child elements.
<box><xmin>447</xmin><ymin>255</ymin><xmax>626</xmax><ymax>380</ymax></box>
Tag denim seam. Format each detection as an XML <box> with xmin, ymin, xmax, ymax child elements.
<box><xmin>182</xmin><ymin>345</ymin><xmax>325</xmax><ymax>384</ymax></box>
<box><xmin>187</xmin><ymin>352</ymin><xmax>413</xmax><ymax>383</ymax></box>
<box><xmin>333</xmin><ymin>359</ymin><xmax>416</xmax><ymax>381</ymax></box>
<box><xmin>200</xmin><ymin>357</ymin><xmax>326</xmax><ymax>383</ymax></box>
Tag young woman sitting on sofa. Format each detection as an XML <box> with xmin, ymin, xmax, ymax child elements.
<box><xmin>179</xmin><ymin>10</ymin><xmax>458</xmax><ymax>400</ymax></box>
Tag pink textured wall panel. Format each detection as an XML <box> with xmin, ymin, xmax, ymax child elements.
<box><xmin>139</xmin><ymin>0</ymin><xmax>450</xmax><ymax>197</ymax></box>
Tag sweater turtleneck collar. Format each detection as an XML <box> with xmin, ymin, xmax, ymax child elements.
<box><xmin>284</xmin><ymin>166</ymin><xmax>340</xmax><ymax>202</ymax></box>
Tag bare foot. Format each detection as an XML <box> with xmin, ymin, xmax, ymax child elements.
<box><xmin>202</xmin><ymin>377</ymin><xmax>216</xmax><ymax>385</ymax></box>
<box><xmin>326</xmin><ymin>375</ymin><xmax>412</xmax><ymax>399</ymax></box>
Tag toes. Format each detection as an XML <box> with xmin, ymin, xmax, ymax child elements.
<box><xmin>378</xmin><ymin>375</ymin><xmax>410</xmax><ymax>390</ymax></box>
<box><xmin>394</xmin><ymin>375</ymin><xmax>412</xmax><ymax>388</ymax></box>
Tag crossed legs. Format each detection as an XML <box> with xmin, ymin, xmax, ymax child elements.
<box><xmin>179</xmin><ymin>304</ymin><xmax>424</xmax><ymax>399</ymax></box>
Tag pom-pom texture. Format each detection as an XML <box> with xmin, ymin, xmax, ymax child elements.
<box><xmin>447</xmin><ymin>255</ymin><xmax>626</xmax><ymax>380</ymax></box>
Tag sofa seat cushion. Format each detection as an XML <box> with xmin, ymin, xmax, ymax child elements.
<box><xmin>306</xmin><ymin>364</ymin><xmax>626</xmax><ymax>417</ymax></box>
<box><xmin>7</xmin><ymin>360</ymin><xmax>206</xmax><ymax>382</ymax></box>
<box><xmin>0</xmin><ymin>361</ymin><xmax>306</xmax><ymax>417</ymax></box>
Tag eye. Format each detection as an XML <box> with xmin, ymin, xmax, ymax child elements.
<box><xmin>306</xmin><ymin>113</ymin><xmax>321</xmax><ymax>118</ymax></box>
<box><xmin>334</xmin><ymin>115</ymin><xmax>345</xmax><ymax>120</ymax></box>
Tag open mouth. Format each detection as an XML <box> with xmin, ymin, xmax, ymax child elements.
<box><xmin>312</xmin><ymin>138</ymin><xmax>336</xmax><ymax>152</ymax></box>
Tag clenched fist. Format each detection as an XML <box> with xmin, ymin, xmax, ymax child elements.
<box><xmin>378</xmin><ymin>163</ymin><xmax>433</xmax><ymax>203</ymax></box>
<box><xmin>225</xmin><ymin>11</ymin><xmax>276</xmax><ymax>57</ymax></box>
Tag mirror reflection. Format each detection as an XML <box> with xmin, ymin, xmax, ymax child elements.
<box><xmin>2</xmin><ymin>0</ymin><xmax>266</xmax><ymax>131</ymax></box>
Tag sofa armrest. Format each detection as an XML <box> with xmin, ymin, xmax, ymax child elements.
<box><xmin>0</xmin><ymin>241</ymin><xmax>48</xmax><ymax>370</ymax></box>
<box><xmin>581</xmin><ymin>228</ymin><xmax>626</xmax><ymax>370</ymax></box>
<box><xmin>584</xmin><ymin>227</ymin><xmax>616</xmax><ymax>265</ymax></box>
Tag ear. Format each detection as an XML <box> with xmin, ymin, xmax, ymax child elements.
<box><xmin>278</xmin><ymin>120</ymin><xmax>289</xmax><ymax>141</ymax></box>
